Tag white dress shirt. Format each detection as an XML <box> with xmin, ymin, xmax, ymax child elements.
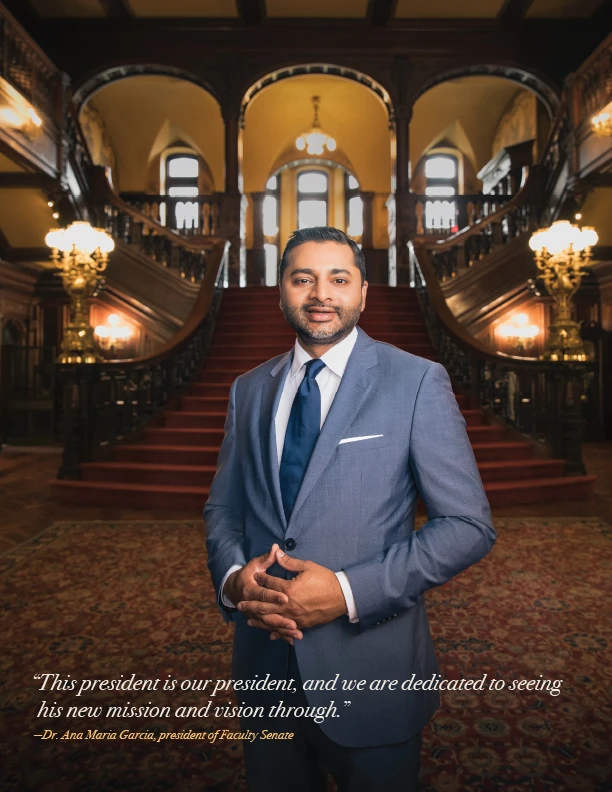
<box><xmin>221</xmin><ymin>326</ymin><xmax>360</xmax><ymax>622</ymax></box>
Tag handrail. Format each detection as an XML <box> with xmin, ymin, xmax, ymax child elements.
<box><xmin>93</xmin><ymin>169</ymin><xmax>218</xmax><ymax>253</ymax></box>
<box><xmin>120</xmin><ymin>192</ymin><xmax>221</xmax><ymax>237</ymax></box>
<box><xmin>56</xmin><ymin>239</ymin><xmax>229</xmax><ymax>479</ymax></box>
<box><xmin>409</xmin><ymin>242</ymin><xmax>597</xmax><ymax>474</ymax></box>
<box><xmin>90</xmin><ymin>167</ymin><xmax>226</xmax><ymax>284</ymax></box>
<box><xmin>116</xmin><ymin>237</ymin><xmax>229</xmax><ymax>368</ymax></box>
<box><xmin>423</xmin><ymin>173</ymin><xmax>535</xmax><ymax>282</ymax></box>
<box><xmin>427</xmin><ymin>170</ymin><xmax>535</xmax><ymax>252</ymax></box>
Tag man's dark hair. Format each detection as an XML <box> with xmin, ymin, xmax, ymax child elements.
<box><xmin>278</xmin><ymin>227</ymin><xmax>366</xmax><ymax>284</ymax></box>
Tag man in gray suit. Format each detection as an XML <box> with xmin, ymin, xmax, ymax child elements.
<box><xmin>204</xmin><ymin>226</ymin><xmax>496</xmax><ymax>791</ymax></box>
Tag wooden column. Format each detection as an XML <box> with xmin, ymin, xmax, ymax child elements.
<box><xmin>220</xmin><ymin>105</ymin><xmax>244</xmax><ymax>285</ymax></box>
<box><xmin>393</xmin><ymin>107</ymin><xmax>416</xmax><ymax>285</ymax></box>
<box><xmin>248</xmin><ymin>191</ymin><xmax>267</xmax><ymax>285</ymax></box>
<box><xmin>360</xmin><ymin>191</ymin><xmax>375</xmax><ymax>248</ymax></box>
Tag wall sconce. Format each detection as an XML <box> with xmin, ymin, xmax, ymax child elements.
<box><xmin>94</xmin><ymin>313</ymin><xmax>132</xmax><ymax>353</ymax></box>
<box><xmin>22</xmin><ymin>106</ymin><xmax>42</xmax><ymax>140</ymax></box>
<box><xmin>497</xmin><ymin>313</ymin><xmax>540</xmax><ymax>354</ymax></box>
<box><xmin>0</xmin><ymin>104</ymin><xmax>42</xmax><ymax>141</ymax></box>
<box><xmin>591</xmin><ymin>108</ymin><xmax>612</xmax><ymax>137</ymax></box>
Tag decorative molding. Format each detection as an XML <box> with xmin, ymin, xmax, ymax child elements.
<box><xmin>414</xmin><ymin>63</ymin><xmax>559</xmax><ymax>119</ymax></box>
<box><xmin>240</xmin><ymin>63</ymin><xmax>394</xmax><ymax>127</ymax></box>
<box><xmin>73</xmin><ymin>64</ymin><xmax>221</xmax><ymax>111</ymax></box>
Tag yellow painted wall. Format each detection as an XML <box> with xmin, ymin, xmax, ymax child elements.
<box><xmin>242</xmin><ymin>74</ymin><xmax>391</xmax><ymax>194</ymax></box>
<box><xmin>0</xmin><ymin>189</ymin><xmax>57</xmax><ymax>248</ymax></box>
<box><xmin>84</xmin><ymin>75</ymin><xmax>224</xmax><ymax>193</ymax></box>
<box><xmin>411</xmin><ymin>77</ymin><xmax>529</xmax><ymax>174</ymax></box>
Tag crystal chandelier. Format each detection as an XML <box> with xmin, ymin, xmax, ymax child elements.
<box><xmin>296</xmin><ymin>96</ymin><xmax>336</xmax><ymax>155</ymax></box>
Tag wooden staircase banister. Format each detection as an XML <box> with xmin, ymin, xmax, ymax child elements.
<box><xmin>423</xmin><ymin>168</ymin><xmax>537</xmax><ymax>252</ymax></box>
<box><xmin>408</xmin><ymin>241</ymin><xmax>598</xmax><ymax>475</ymax></box>
<box><xmin>107</xmin><ymin>237</ymin><xmax>230</xmax><ymax>368</ymax></box>
<box><xmin>55</xmin><ymin>241</ymin><xmax>230</xmax><ymax>480</ymax></box>
<box><xmin>91</xmin><ymin>167</ymin><xmax>221</xmax><ymax>254</ymax></box>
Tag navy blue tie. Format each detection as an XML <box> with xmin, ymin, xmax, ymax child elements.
<box><xmin>279</xmin><ymin>357</ymin><xmax>326</xmax><ymax>521</ymax></box>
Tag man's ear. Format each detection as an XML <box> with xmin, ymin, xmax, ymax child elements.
<box><xmin>361</xmin><ymin>279</ymin><xmax>368</xmax><ymax>311</ymax></box>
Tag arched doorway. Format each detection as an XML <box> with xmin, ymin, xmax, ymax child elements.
<box><xmin>240</xmin><ymin>67</ymin><xmax>393</xmax><ymax>285</ymax></box>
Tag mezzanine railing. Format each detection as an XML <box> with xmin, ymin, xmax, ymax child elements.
<box><xmin>120</xmin><ymin>193</ymin><xmax>222</xmax><ymax>237</ymax></box>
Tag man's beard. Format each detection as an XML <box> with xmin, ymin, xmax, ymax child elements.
<box><xmin>280</xmin><ymin>298</ymin><xmax>362</xmax><ymax>346</ymax></box>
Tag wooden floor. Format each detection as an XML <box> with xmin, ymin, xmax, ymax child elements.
<box><xmin>0</xmin><ymin>441</ymin><xmax>611</xmax><ymax>554</ymax></box>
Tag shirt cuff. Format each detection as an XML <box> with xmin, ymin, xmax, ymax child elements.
<box><xmin>220</xmin><ymin>564</ymin><xmax>243</xmax><ymax>608</ymax></box>
<box><xmin>336</xmin><ymin>570</ymin><xmax>359</xmax><ymax>623</ymax></box>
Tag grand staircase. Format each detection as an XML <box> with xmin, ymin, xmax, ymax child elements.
<box><xmin>50</xmin><ymin>285</ymin><xmax>596</xmax><ymax>510</ymax></box>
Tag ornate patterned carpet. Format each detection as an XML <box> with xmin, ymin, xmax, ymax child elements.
<box><xmin>0</xmin><ymin>517</ymin><xmax>610</xmax><ymax>792</ymax></box>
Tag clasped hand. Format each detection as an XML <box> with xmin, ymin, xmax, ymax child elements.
<box><xmin>222</xmin><ymin>544</ymin><xmax>347</xmax><ymax>645</ymax></box>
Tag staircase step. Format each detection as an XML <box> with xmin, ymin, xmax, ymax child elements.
<box><xmin>82</xmin><ymin>461</ymin><xmax>218</xmax><ymax>487</ymax></box>
<box><xmin>114</xmin><ymin>444</ymin><xmax>221</xmax><ymax>465</ymax></box>
<box><xmin>142</xmin><ymin>427</ymin><xmax>224</xmax><ymax>446</ymax></box>
<box><xmin>462</xmin><ymin>410</ymin><xmax>486</xmax><ymax>426</ymax></box>
<box><xmin>50</xmin><ymin>478</ymin><xmax>210</xmax><ymax>511</ymax></box>
<box><xmin>196</xmin><ymin>369</ymin><xmax>252</xmax><ymax>383</ymax></box>
<box><xmin>471</xmin><ymin>441</ymin><xmax>534</xmax><ymax>462</ymax></box>
<box><xmin>180</xmin><ymin>396</ymin><xmax>229</xmax><ymax>411</ymax></box>
<box><xmin>189</xmin><ymin>382</ymin><xmax>232</xmax><ymax>397</ymax></box>
<box><xmin>478</xmin><ymin>458</ymin><xmax>565</xmax><ymax>481</ymax></box>
<box><xmin>164</xmin><ymin>411</ymin><xmax>227</xmax><ymax>429</ymax></box>
<box><xmin>466</xmin><ymin>425</ymin><xmax>507</xmax><ymax>441</ymax></box>
<box><xmin>484</xmin><ymin>475</ymin><xmax>597</xmax><ymax>506</ymax></box>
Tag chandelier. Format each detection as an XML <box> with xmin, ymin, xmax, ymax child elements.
<box><xmin>45</xmin><ymin>221</ymin><xmax>115</xmax><ymax>363</ymax></box>
<box><xmin>529</xmin><ymin>220</ymin><xmax>598</xmax><ymax>362</ymax></box>
<box><xmin>295</xmin><ymin>96</ymin><xmax>336</xmax><ymax>155</ymax></box>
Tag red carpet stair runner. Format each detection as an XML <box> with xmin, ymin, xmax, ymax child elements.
<box><xmin>51</xmin><ymin>285</ymin><xmax>596</xmax><ymax>510</ymax></box>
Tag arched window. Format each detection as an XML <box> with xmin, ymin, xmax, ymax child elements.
<box><xmin>345</xmin><ymin>173</ymin><xmax>363</xmax><ymax>239</ymax></box>
<box><xmin>424</xmin><ymin>154</ymin><xmax>458</xmax><ymax>233</ymax></box>
<box><xmin>263</xmin><ymin>174</ymin><xmax>280</xmax><ymax>286</ymax></box>
<box><xmin>297</xmin><ymin>170</ymin><xmax>328</xmax><ymax>229</ymax></box>
<box><xmin>165</xmin><ymin>153</ymin><xmax>199</xmax><ymax>231</ymax></box>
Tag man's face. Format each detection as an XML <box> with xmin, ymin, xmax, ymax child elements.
<box><xmin>279</xmin><ymin>240</ymin><xmax>368</xmax><ymax>347</ymax></box>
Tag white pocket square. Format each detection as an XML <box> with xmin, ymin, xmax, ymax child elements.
<box><xmin>338</xmin><ymin>434</ymin><xmax>384</xmax><ymax>444</ymax></box>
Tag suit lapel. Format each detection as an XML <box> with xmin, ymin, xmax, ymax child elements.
<box><xmin>259</xmin><ymin>349</ymin><xmax>293</xmax><ymax>535</ymax></box>
<box><xmin>287</xmin><ymin>327</ymin><xmax>378</xmax><ymax>531</ymax></box>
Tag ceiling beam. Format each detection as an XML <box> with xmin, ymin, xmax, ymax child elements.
<box><xmin>498</xmin><ymin>0</ymin><xmax>536</xmax><ymax>24</ymax></box>
<box><xmin>99</xmin><ymin>0</ymin><xmax>134</xmax><ymax>19</ymax></box>
<box><xmin>235</xmin><ymin>0</ymin><xmax>266</xmax><ymax>26</ymax></box>
<box><xmin>367</xmin><ymin>0</ymin><xmax>398</xmax><ymax>26</ymax></box>
<box><xmin>0</xmin><ymin>173</ymin><xmax>56</xmax><ymax>189</ymax></box>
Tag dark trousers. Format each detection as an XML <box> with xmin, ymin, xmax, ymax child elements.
<box><xmin>243</xmin><ymin>646</ymin><xmax>422</xmax><ymax>792</ymax></box>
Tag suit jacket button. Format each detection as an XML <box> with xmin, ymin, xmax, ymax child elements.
<box><xmin>284</xmin><ymin>538</ymin><xmax>296</xmax><ymax>551</ymax></box>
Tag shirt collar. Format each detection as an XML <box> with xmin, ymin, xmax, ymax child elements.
<box><xmin>290</xmin><ymin>326</ymin><xmax>359</xmax><ymax>380</ymax></box>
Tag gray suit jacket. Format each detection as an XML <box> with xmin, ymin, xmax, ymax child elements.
<box><xmin>204</xmin><ymin>325</ymin><xmax>495</xmax><ymax>747</ymax></box>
